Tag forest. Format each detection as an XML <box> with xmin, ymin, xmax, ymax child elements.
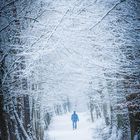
<box><xmin>0</xmin><ymin>0</ymin><xmax>140</xmax><ymax>140</ymax></box>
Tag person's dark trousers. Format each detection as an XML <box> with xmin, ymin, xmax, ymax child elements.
<box><xmin>72</xmin><ymin>121</ymin><xmax>77</xmax><ymax>130</ymax></box>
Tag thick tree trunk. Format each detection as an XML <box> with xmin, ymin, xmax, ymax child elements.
<box><xmin>0</xmin><ymin>51</ymin><xmax>8</xmax><ymax>140</ymax></box>
<box><xmin>90</xmin><ymin>103</ymin><xmax>94</xmax><ymax>122</ymax></box>
<box><xmin>127</xmin><ymin>93</ymin><xmax>140</xmax><ymax>140</ymax></box>
<box><xmin>0</xmin><ymin>95</ymin><xmax>8</xmax><ymax>140</ymax></box>
<box><xmin>24</xmin><ymin>95</ymin><xmax>31</xmax><ymax>135</ymax></box>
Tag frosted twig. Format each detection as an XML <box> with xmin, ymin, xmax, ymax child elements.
<box><xmin>0</xmin><ymin>0</ymin><xmax>19</xmax><ymax>11</ymax></box>
<box><xmin>90</xmin><ymin>1</ymin><xmax>122</xmax><ymax>30</ymax></box>
<box><xmin>29</xmin><ymin>9</ymin><xmax>69</xmax><ymax>49</ymax></box>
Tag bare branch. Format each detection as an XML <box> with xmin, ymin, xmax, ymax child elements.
<box><xmin>0</xmin><ymin>0</ymin><xmax>19</xmax><ymax>11</ymax></box>
<box><xmin>44</xmin><ymin>9</ymin><xmax>69</xmax><ymax>44</ymax></box>
<box><xmin>30</xmin><ymin>9</ymin><xmax>69</xmax><ymax>48</ymax></box>
<box><xmin>0</xmin><ymin>20</ymin><xmax>16</xmax><ymax>33</ymax></box>
<box><xmin>2</xmin><ymin>57</ymin><xmax>23</xmax><ymax>85</ymax></box>
<box><xmin>0</xmin><ymin>53</ymin><xmax>8</xmax><ymax>63</ymax></box>
<box><xmin>90</xmin><ymin>1</ymin><xmax>122</xmax><ymax>30</ymax></box>
<box><xmin>0</xmin><ymin>16</ymin><xmax>38</xmax><ymax>33</ymax></box>
<box><xmin>23</xmin><ymin>16</ymin><xmax>39</xmax><ymax>22</ymax></box>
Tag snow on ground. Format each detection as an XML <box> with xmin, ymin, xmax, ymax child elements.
<box><xmin>45</xmin><ymin>112</ymin><xmax>104</xmax><ymax>140</ymax></box>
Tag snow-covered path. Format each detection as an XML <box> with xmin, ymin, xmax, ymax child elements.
<box><xmin>47</xmin><ymin>112</ymin><xmax>94</xmax><ymax>140</ymax></box>
<box><xmin>46</xmin><ymin>112</ymin><xmax>105</xmax><ymax>140</ymax></box>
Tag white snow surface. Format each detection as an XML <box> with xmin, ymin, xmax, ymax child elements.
<box><xmin>46</xmin><ymin>112</ymin><xmax>103</xmax><ymax>140</ymax></box>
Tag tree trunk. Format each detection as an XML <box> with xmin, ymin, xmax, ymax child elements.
<box><xmin>0</xmin><ymin>95</ymin><xmax>8</xmax><ymax>140</ymax></box>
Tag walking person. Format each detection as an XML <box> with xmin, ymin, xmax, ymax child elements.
<box><xmin>71</xmin><ymin>111</ymin><xmax>79</xmax><ymax>130</ymax></box>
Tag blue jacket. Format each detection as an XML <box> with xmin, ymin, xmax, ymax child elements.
<box><xmin>71</xmin><ymin>113</ymin><xmax>79</xmax><ymax>122</ymax></box>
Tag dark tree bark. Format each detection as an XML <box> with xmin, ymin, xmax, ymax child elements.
<box><xmin>0</xmin><ymin>53</ymin><xmax>8</xmax><ymax>140</ymax></box>
<box><xmin>0</xmin><ymin>95</ymin><xmax>8</xmax><ymax>140</ymax></box>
